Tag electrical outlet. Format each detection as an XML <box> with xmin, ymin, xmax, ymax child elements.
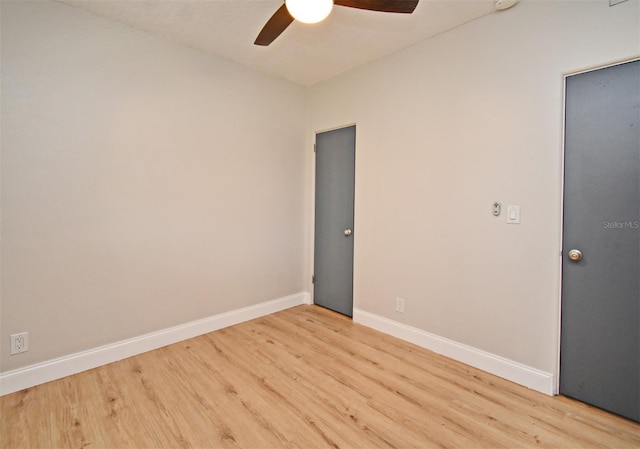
<box><xmin>395</xmin><ymin>298</ymin><xmax>405</xmax><ymax>314</ymax></box>
<box><xmin>10</xmin><ymin>332</ymin><xmax>29</xmax><ymax>355</ymax></box>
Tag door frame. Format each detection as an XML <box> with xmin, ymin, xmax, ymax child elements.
<box><xmin>310</xmin><ymin>123</ymin><xmax>357</xmax><ymax>312</ymax></box>
<box><xmin>556</xmin><ymin>56</ymin><xmax>640</xmax><ymax>395</ymax></box>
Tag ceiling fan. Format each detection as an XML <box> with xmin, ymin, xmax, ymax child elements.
<box><xmin>254</xmin><ymin>0</ymin><xmax>420</xmax><ymax>46</ymax></box>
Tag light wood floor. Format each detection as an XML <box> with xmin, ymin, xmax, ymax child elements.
<box><xmin>1</xmin><ymin>305</ymin><xmax>639</xmax><ymax>448</ymax></box>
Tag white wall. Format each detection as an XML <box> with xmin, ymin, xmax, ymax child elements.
<box><xmin>307</xmin><ymin>0</ymin><xmax>639</xmax><ymax>375</ymax></box>
<box><xmin>1</xmin><ymin>1</ymin><xmax>307</xmax><ymax>372</ymax></box>
<box><xmin>2</xmin><ymin>0</ymin><xmax>638</xmax><ymax>390</ymax></box>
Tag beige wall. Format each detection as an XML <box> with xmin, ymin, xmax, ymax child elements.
<box><xmin>307</xmin><ymin>0</ymin><xmax>639</xmax><ymax>374</ymax></box>
<box><xmin>2</xmin><ymin>0</ymin><xmax>639</xmax><ymax>381</ymax></box>
<box><xmin>1</xmin><ymin>1</ymin><xmax>308</xmax><ymax>371</ymax></box>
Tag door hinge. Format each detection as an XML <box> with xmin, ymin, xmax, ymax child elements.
<box><xmin>312</xmin><ymin>275</ymin><xmax>315</xmax><ymax>284</ymax></box>
<box><xmin>313</xmin><ymin>143</ymin><xmax>316</xmax><ymax>153</ymax></box>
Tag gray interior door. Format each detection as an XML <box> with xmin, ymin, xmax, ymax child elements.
<box><xmin>314</xmin><ymin>125</ymin><xmax>355</xmax><ymax>317</ymax></box>
<box><xmin>560</xmin><ymin>60</ymin><xmax>639</xmax><ymax>422</ymax></box>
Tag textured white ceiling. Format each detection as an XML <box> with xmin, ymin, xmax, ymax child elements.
<box><xmin>56</xmin><ymin>0</ymin><xmax>499</xmax><ymax>86</ymax></box>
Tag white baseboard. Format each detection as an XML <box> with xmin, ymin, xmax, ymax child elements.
<box><xmin>0</xmin><ymin>292</ymin><xmax>311</xmax><ymax>396</ymax></box>
<box><xmin>353</xmin><ymin>308</ymin><xmax>555</xmax><ymax>395</ymax></box>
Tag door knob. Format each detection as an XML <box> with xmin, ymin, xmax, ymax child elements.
<box><xmin>344</xmin><ymin>228</ymin><xmax>352</xmax><ymax>236</ymax></box>
<box><xmin>568</xmin><ymin>249</ymin><xmax>583</xmax><ymax>262</ymax></box>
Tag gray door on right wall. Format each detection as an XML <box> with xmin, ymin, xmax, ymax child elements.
<box><xmin>561</xmin><ymin>60</ymin><xmax>639</xmax><ymax>422</ymax></box>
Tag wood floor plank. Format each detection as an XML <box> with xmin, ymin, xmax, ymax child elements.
<box><xmin>1</xmin><ymin>305</ymin><xmax>639</xmax><ymax>448</ymax></box>
<box><xmin>246</xmin><ymin>311</ymin><xmax>506</xmax><ymax>447</ymax></box>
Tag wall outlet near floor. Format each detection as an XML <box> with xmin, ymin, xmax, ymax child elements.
<box><xmin>395</xmin><ymin>297</ymin><xmax>405</xmax><ymax>314</ymax></box>
<box><xmin>10</xmin><ymin>332</ymin><xmax>29</xmax><ymax>355</ymax></box>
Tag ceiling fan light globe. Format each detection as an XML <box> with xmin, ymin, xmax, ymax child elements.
<box><xmin>286</xmin><ymin>0</ymin><xmax>333</xmax><ymax>24</ymax></box>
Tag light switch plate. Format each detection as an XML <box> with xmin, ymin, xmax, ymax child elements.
<box><xmin>507</xmin><ymin>205</ymin><xmax>521</xmax><ymax>224</ymax></box>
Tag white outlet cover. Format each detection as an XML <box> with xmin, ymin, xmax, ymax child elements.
<box><xmin>395</xmin><ymin>297</ymin><xmax>405</xmax><ymax>313</ymax></box>
<box><xmin>10</xmin><ymin>332</ymin><xmax>29</xmax><ymax>354</ymax></box>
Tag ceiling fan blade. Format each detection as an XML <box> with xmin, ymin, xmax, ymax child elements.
<box><xmin>254</xmin><ymin>4</ymin><xmax>295</xmax><ymax>46</ymax></box>
<box><xmin>334</xmin><ymin>0</ymin><xmax>419</xmax><ymax>14</ymax></box>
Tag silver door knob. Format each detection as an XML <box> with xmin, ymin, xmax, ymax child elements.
<box><xmin>344</xmin><ymin>228</ymin><xmax>352</xmax><ymax>236</ymax></box>
<box><xmin>568</xmin><ymin>249</ymin><xmax>583</xmax><ymax>262</ymax></box>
